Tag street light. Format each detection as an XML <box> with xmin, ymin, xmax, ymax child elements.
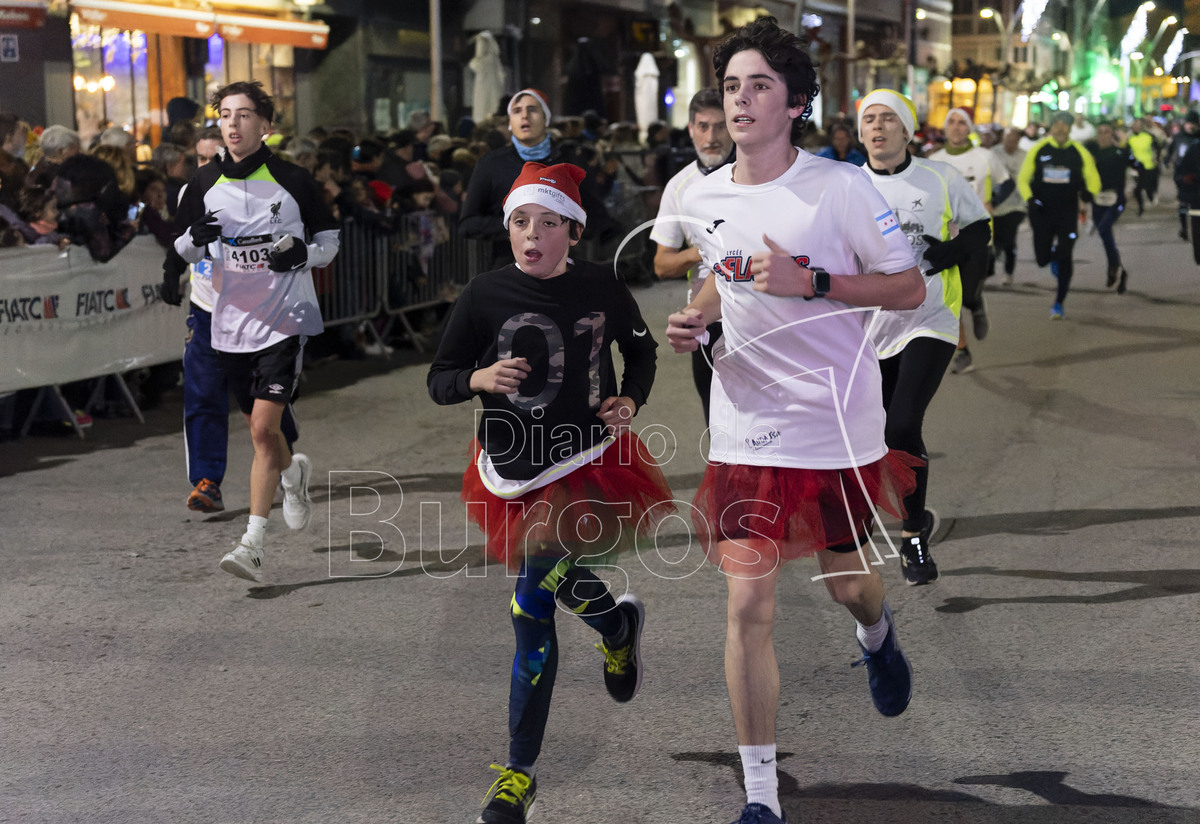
<box><xmin>1147</xmin><ymin>15</ymin><xmax>1178</xmax><ymax>59</ymax></box>
<box><xmin>1131</xmin><ymin>51</ymin><xmax>1147</xmax><ymax>116</ymax></box>
<box><xmin>979</xmin><ymin>5</ymin><xmax>1022</xmax><ymax>123</ymax></box>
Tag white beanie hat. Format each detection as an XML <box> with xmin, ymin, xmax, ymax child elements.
<box><xmin>508</xmin><ymin>88</ymin><xmax>552</xmax><ymax>122</ymax></box>
<box><xmin>857</xmin><ymin>89</ymin><xmax>918</xmax><ymax>140</ymax></box>
<box><xmin>944</xmin><ymin>107</ymin><xmax>975</xmax><ymax>132</ymax></box>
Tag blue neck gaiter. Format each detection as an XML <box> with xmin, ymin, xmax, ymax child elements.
<box><xmin>512</xmin><ymin>134</ymin><xmax>551</xmax><ymax>161</ymax></box>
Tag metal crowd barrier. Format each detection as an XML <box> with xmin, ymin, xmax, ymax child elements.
<box><xmin>313</xmin><ymin>213</ymin><xmax>487</xmax><ymax>354</ymax></box>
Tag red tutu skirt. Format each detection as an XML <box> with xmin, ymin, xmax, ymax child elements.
<box><xmin>692</xmin><ymin>450</ymin><xmax>921</xmax><ymax>571</ymax></box>
<box><xmin>462</xmin><ymin>432</ymin><xmax>676</xmax><ymax>569</ymax></box>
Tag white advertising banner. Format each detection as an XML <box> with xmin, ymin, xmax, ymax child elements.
<box><xmin>0</xmin><ymin>237</ymin><xmax>183</xmax><ymax>393</ymax></box>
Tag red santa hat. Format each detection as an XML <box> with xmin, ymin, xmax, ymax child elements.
<box><xmin>503</xmin><ymin>162</ymin><xmax>588</xmax><ymax>228</ymax></box>
<box><xmin>507</xmin><ymin>88</ymin><xmax>552</xmax><ymax>122</ymax></box>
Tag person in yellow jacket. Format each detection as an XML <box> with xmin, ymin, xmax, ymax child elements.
<box><xmin>1017</xmin><ymin>111</ymin><xmax>1101</xmax><ymax>319</ymax></box>
<box><xmin>1125</xmin><ymin>117</ymin><xmax>1160</xmax><ymax>215</ymax></box>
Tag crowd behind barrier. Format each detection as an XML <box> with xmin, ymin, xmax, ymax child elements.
<box><xmin>315</xmin><ymin>211</ymin><xmax>488</xmax><ymax>353</ymax></box>
<box><xmin>4</xmin><ymin>98</ymin><xmax>1195</xmax><ymax>444</ymax></box>
<box><xmin>0</xmin><ymin>213</ymin><xmax>487</xmax><ymax>440</ymax></box>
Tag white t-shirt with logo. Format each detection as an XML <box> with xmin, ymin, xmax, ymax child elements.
<box><xmin>681</xmin><ymin>150</ymin><xmax>917</xmax><ymax>469</ymax></box>
<box><xmin>651</xmin><ymin>160</ymin><xmax>713</xmax><ymax>301</ymax></box>
<box><xmin>928</xmin><ymin>144</ymin><xmax>1009</xmax><ymax>206</ymax></box>
<box><xmin>864</xmin><ymin>156</ymin><xmax>990</xmax><ymax>357</ymax></box>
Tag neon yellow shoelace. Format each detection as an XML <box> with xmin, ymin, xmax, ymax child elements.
<box><xmin>596</xmin><ymin>641</ymin><xmax>630</xmax><ymax>674</ymax></box>
<box><xmin>482</xmin><ymin>764</ymin><xmax>532</xmax><ymax>804</ymax></box>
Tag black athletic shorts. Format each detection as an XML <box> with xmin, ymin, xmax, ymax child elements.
<box><xmin>218</xmin><ymin>335</ymin><xmax>305</xmax><ymax>415</ymax></box>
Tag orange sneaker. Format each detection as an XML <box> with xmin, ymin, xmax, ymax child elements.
<box><xmin>187</xmin><ymin>479</ymin><xmax>224</xmax><ymax>512</ymax></box>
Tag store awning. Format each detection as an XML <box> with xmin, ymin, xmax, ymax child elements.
<box><xmin>0</xmin><ymin>0</ymin><xmax>48</xmax><ymax>29</ymax></box>
<box><xmin>71</xmin><ymin>0</ymin><xmax>215</xmax><ymax>38</ymax></box>
<box><xmin>215</xmin><ymin>12</ymin><xmax>328</xmax><ymax>49</ymax></box>
<box><xmin>68</xmin><ymin>1</ymin><xmax>329</xmax><ymax>49</ymax></box>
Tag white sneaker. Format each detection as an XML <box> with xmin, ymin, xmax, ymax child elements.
<box><xmin>220</xmin><ymin>540</ymin><xmax>264</xmax><ymax>582</ymax></box>
<box><xmin>281</xmin><ymin>453</ymin><xmax>313</xmax><ymax>531</ymax></box>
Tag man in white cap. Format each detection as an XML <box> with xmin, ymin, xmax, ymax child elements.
<box><xmin>857</xmin><ymin>88</ymin><xmax>990</xmax><ymax>586</ymax></box>
<box><xmin>929</xmin><ymin>107</ymin><xmax>1011</xmax><ymax>374</ymax></box>
<box><xmin>460</xmin><ymin>88</ymin><xmax>610</xmax><ymax>265</ymax></box>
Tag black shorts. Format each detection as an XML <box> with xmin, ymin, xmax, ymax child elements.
<box><xmin>218</xmin><ymin>336</ymin><xmax>305</xmax><ymax>415</ymax></box>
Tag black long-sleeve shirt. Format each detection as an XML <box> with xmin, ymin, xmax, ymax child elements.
<box><xmin>458</xmin><ymin>142</ymin><xmax>610</xmax><ymax>243</ymax></box>
<box><xmin>428</xmin><ymin>260</ymin><xmax>657</xmax><ymax>481</ymax></box>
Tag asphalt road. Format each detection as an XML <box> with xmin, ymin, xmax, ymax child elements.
<box><xmin>2</xmin><ymin>194</ymin><xmax>1199</xmax><ymax>824</ymax></box>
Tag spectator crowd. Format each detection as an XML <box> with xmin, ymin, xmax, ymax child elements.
<box><xmin>2</xmin><ymin>94</ymin><xmax>1198</xmax><ymax>442</ymax></box>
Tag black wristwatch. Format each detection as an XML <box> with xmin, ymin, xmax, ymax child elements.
<box><xmin>805</xmin><ymin>266</ymin><xmax>831</xmax><ymax>300</ymax></box>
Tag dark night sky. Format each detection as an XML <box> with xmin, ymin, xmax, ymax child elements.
<box><xmin>1107</xmin><ymin>0</ymin><xmax>1184</xmax><ymax>15</ymax></box>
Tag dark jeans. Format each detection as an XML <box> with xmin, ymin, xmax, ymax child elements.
<box><xmin>691</xmin><ymin>321</ymin><xmax>721</xmax><ymax>427</ymax></box>
<box><xmin>1134</xmin><ymin>166</ymin><xmax>1159</xmax><ymax>211</ymax></box>
<box><xmin>992</xmin><ymin>211</ymin><xmax>1026</xmax><ymax>276</ymax></box>
<box><xmin>957</xmin><ymin>254</ymin><xmax>988</xmax><ymax>312</ymax></box>
<box><xmin>1091</xmin><ymin>200</ymin><xmax>1123</xmax><ymax>269</ymax></box>
<box><xmin>1030</xmin><ymin>203</ymin><xmax>1079</xmax><ymax>305</ymax></box>
<box><xmin>879</xmin><ymin>336</ymin><xmax>957</xmax><ymax>533</ymax></box>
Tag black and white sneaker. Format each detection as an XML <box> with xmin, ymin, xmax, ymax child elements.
<box><xmin>219</xmin><ymin>540</ymin><xmax>264</xmax><ymax>582</ymax></box>
<box><xmin>596</xmin><ymin>594</ymin><xmax>645</xmax><ymax>702</ymax></box>
<box><xmin>477</xmin><ymin>765</ymin><xmax>536</xmax><ymax>824</ymax></box>
<box><xmin>899</xmin><ymin>509</ymin><xmax>939</xmax><ymax>586</ymax></box>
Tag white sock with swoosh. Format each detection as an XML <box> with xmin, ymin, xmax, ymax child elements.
<box><xmin>739</xmin><ymin>743</ymin><xmax>781</xmax><ymax>817</ymax></box>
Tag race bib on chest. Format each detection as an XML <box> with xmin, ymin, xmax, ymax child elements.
<box><xmin>1042</xmin><ymin>165</ymin><xmax>1071</xmax><ymax>184</ymax></box>
<box><xmin>221</xmin><ymin>234</ymin><xmax>274</xmax><ymax>274</ymax></box>
<box><xmin>192</xmin><ymin>258</ymin><xmax>214</xmax><ymax>280</ymax></box>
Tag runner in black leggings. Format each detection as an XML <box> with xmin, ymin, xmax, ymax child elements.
<box><xmin>859</xmin><ymin>88</ymin><xmax>991</xmax><ymax>585</ymax></box>
<box><xmin>880</xmin><ymin>338</ymin><xmax>955</xmax><ymax>543</ymax></box>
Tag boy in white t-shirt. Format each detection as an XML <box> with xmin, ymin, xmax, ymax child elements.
<box><xmin>665</xmin><ymin>17</ymin><xmax>925</xmax><ymax>824</ymax></box>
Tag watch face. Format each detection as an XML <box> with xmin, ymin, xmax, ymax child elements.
<box><xmin>813</xmin><ymin>267</ymin><xmax>830</xmax><ymax>296</ymax></box>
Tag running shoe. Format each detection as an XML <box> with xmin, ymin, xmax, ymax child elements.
<box><xmin>852</xmin><ymin>602</ymin><xmax>913</xmax><ymax>717</ymax></box>
<box><xmin>899</xmin><ymin>510</ymin><xmax>939</xmax><ymax>586</ymax></box>
<box><xmin>281</xmin><ymin>453</ymin><xmax>313</xmax><ymax>530</ymax></box>
<box><xmin>972</xmin><ymin>296</ymin><xmax>989</xmax><ymax>341</ymax></box>
<box><xmin>188</xmin><ymin>479</ymin><xmax>224</xmax><ymax>513</ymax></box>
<box><xmin>920</xmin><ymin>507</ymin><xmax>940</xmax><ymax>547</ymax></box>
<box><xmin>1116</xmin><ymin>266</ymin><xmax>1129</xmax><ymax>295</ymax></box>
<box><xmin>950</xmin><ymin>348</ymin><xmax>973</xmax><ymax>375</ymax></box>
<box><xmin>477</xmin><ymin>765</ymin><xmax>536</xmax><ymax>824</ymax></box>
<box><xmin>595</xmin><ymin>593</ymin><xmax>645</xmax><ymax>703</ymax></box>
<box><xmin>1050</xmin><ymin>302</ymin><xmax>1064</xmax><ymax>320</ymax></box>
<box><xmin>1002</xmin><ymin>273</ymin><xmax>1014</xmax><ymax>288</ymax></box>
<box><xmin>729</xmin><ymin>803</ymin><xmax>787</xmax><ymax>823</ymax></box>
<box><xmin>219</xmin><ymin>540</ymin><xmax>263</xmax><ymax>582</ymax></box>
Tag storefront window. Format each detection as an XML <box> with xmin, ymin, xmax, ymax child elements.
<box><xmin>201</xmin><ymin>35</ymin><xmax>295</xmax><ymax>133</ymax></box>
<box><xmin>71</xmin><ymin>19</ymin><xmax>149</xmax><ymax>147</ymax></box>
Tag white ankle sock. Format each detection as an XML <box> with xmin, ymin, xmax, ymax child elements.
<box><xmin>243</xmin><ymin>515</ymin><xmax>268</xmax><ymax>547</ymax></box>
<box><xmin>856</xmin><ymin>612</ymin><xmax>889</xmax><ymax>653</ymax></box>
<box><xmin>280</xmin><ymin>458</ymin><xmax>301</xmax><ymax>489</ymax></box>
<box><xmin>738</xmin><ymin>744</ymin><xmax>780</xmax><ymax>817</ymax></box>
